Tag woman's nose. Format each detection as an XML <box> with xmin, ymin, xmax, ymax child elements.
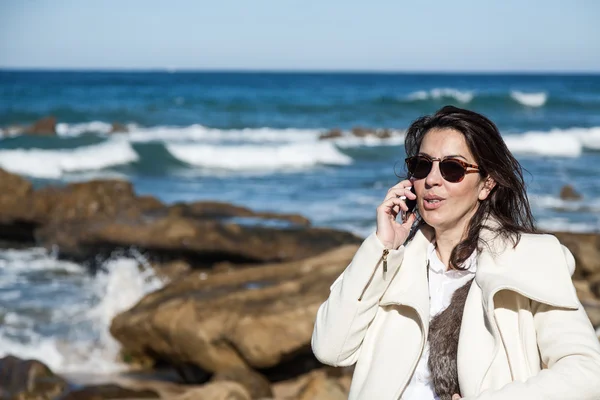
<box><xmin>425</xmin><ymin>160</ymin><xmax>443</xmax><ymax>186</ymax></box>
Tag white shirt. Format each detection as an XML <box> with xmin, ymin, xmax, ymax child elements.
<box><xmin>402</xmin><ymin>242</ymin><xmax>477</xmax><ymax>400</ymax></box>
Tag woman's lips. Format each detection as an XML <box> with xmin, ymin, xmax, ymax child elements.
<box><xmin>423</xmin><ymin>198</ymin><xmax>444</xmax><ymax>210</ymax></box>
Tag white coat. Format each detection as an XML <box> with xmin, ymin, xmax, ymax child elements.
<box><xmin>311</xmin><ymin>223</ymin><xmax>600</xmax><ymax>399</ymax></box>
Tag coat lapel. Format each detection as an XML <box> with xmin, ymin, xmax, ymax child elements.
<box><xmin>379</xmin><ymin>226</ymin><xmax>432</xmax><ymax>337</ymax></box>
<box><xmin>475</xmin><ymin>224</ymin><xmax>580</xmax><ymax>311</ymax></box>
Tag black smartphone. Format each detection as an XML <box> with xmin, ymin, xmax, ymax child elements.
<box><xmin>402</xmin><ymin>186</ymin><xmax>417</xmax><ymax>223</ymax></box>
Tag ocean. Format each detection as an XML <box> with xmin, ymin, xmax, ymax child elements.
<box><xmin>1</xmin><ymin>70</ymin><xmax>599</xmax><ymax>374</ymax></box>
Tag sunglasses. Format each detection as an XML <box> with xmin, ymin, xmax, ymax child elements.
<box><xmin>405</xmin><ymin>155</ymin><xmax>481</xmax><ymax>183</ymax></box>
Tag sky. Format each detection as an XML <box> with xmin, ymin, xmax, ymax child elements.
<box><xmin>0</xmin><ymin>0</ymin><xmax>599</xmax><ymax>72</ymax></box>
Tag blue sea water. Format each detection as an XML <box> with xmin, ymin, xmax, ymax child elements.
<box><xmin>0</xmin><ymin>70</ymin><xmax>599</xmax><ymax>374</ymax></box>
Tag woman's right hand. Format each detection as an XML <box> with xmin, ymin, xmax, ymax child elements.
<box><xmin>375</xmin><ymin>179</ymin><xmax>417</xmax><ymax>250</ymax></box>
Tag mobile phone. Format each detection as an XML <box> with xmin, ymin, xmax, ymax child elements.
<box><xmin>401</xmin><ymin>186</ymin><xmax>417</xmax><ymax>223</ymax></box>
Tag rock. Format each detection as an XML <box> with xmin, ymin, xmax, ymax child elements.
<box><xmin>0</xmin><ymin>170</ymin><xmax>359</xmax><ymax>266</ymax></box>
<box><xmin>34</xmin><ymin>179</ymin><xmax>163</xmax><ymax>224</ymax></box>
<box><xmin>36</xmin><ymin>214</ymin><xmax>359</xmax><ymax>265</ymax></box>
<box><xmin>318</xmin><ymin>129</ymin><xmax>343</xmax><ymax>140</ymax></box>
<box><xmin>0</xmin><ymin>169</ymin><xmax>36</xmax><ymax>242</ymax></box>
<box><xmin>25</xmin><ymin>116</ymin><xmax>57</xmax><ymax>135</ymax></box>
<box><xmin>297</xmin><ymin>372</ymin><xmax>347</xmax><ymax>400</ymax></box>
<box><xmin>0</xmin><ymin>355</ymin><xmax>68</xmax><ymax>399</ymax></box>
<box><xmin>60</xmin><ymin>384</ymin><xmax>159</xmax><ymax>400</ymax></box>
<box><xmin>152</xmin><ymin>259</ymin><xmax>193</xmax><ymax>281</ymax></box>
<box><xmin>172</xmin><ymin>382</ymin><xmax>251</xmax><ymax>400</ymax></box>
<box><xmin>110</xmin><ymin>122</ymin><xmax>129</xmax><ymax>133</ymax></box>
<box><xmin>574</xmin><ymin>280</ymin><xmax>600</xmax><ymax>328</ymax></box>
<box><xmin>167</xmin><ymin>201</ymin><xmax>311</xmax><ymax>227</ymax></box>
<box><xmin>110</xmin><ymin>244</ymin><xmax>358</xmax><ymax>376</ymax></box>
<box><xmin>350</xmin><ymin>126</ymin><xmax>372</xmax><ymax>137</ymax></box>
<box><xmin>559</xmin><ymin>185</ymin><xmax>582</xmax><ymax>200</ymax></box>
<box><xmin>211</xmin><ymin>367</ymin><xmax>272</xmax><ymax>399</ymax></box>
<box><xmin>553</xmin><ymin>231</ymin><xmax>600</xmax><ymax>278</ymax></box>
<box><xmin>375</xmin><ymin>129</ymin><xmax>392</xmax><ymax>139</ymax></box>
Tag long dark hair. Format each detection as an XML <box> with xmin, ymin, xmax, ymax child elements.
<box><xmin>402</xmin><ymin>105</ymin><xmax>536</xmax><ymax>269</ymax></box>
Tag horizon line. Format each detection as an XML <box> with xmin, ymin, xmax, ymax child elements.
<box><xmin>1</xmin><ymin>67</ymin><xmax>600</xmax><ymax>75</ymax></box>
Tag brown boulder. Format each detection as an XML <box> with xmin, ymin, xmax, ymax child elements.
<box><xmin>172</xmin><ymin>382</ymin><xmax>251</xmax><ymax>400</ymax></box>
<box><xmin>168</xmin><ymin>201</ymin><xmax>311</xmax><ymax>227</ymax></box>
<box><xmin>110</xmin><ymin>122</ymin><xmax>129</xmax><ymax>133</ymax></box>
<box><xmin>318</xmin><ymin>129</ymin><xmax>343</xmax><ymax>140</ymax></box>
<box><xmin>60</xmin><ymin>384</ymin><xmax>159</xmax><ymax>400</ymax></box>
<box><xmin>33</xmin><ymin>179</ymin><xmax>163</xmax><ymax>224</ymax></box>
<box><xmin>211</xmin><ymin>367</ymin><xmax>272</xmax><ymax>399</ymax></box>
<box><xmin>0</xmin><ymin>355</ymin><xmax>68</xmax><ymax>399</ymax></box>
<box><xmin>297</xmin><ymin>372</ymin><xmax>347</xmax><ymax>400</ymax></box>
<box><xmin>350</xmin><ymin>126</ymin><xmax>372</xmax><ymax>137</ymax></box>
<box><xmin>25</xmin><ymin>116</ymin><xmax>57</xmax><ymax>135</ymax></box>
<box><xmin>110</xmin><ymin>243</ymin><xmax>357</xmax><ymax>375</ymax></box>
<box><xmin>559</xmin><ymin>185</ymin><xmax>582</xmax><ymax>200</ymax></box>
<box><xmin>0</xmin><ymin>169</ymin><xmax>35</xmax><ymax>235</ymax></box>
<box><xmin>553</xmin><ymin>231</ymin><xmax>600</xmax><ymax>278</ymax></box>
<box><xmin>36</xmin><ymin>214</ymin><xmax>359</xmax><ymax>264</ymax></box>
<box><xmin>574</xmin><ymin>280</ymin><xmax>600</xmax><ymax>328</ymax></box>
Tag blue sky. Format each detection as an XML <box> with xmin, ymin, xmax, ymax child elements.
<box><xmin>1</xmin><ymin>0</ymin><xmax>598</xmax><ymax>72</ymax></box>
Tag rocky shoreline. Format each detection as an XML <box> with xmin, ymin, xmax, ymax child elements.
<box><xmin>1</xmin><ymin>167</ymin><xmax>599</xmax><ymax>399</ymax></box>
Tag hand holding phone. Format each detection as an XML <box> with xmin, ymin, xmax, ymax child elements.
<box><xmin>376</xmin><ymin>180</ymin><xmax>417</xmax><ymax>250</ymax></box>
<box><xmin>401</xmin><ymin>186</ymin><xmax>417</xmax><ymax>223</ymax></box>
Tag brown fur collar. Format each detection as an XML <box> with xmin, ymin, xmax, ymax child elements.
<box><xmin>427</xmin><ymin>278</ymin><xmax>474</xmax><ymax>400</ymax></box>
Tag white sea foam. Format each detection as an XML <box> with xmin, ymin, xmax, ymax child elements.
<box><xmin>56</xmin><ymin>121</ymin><xmax>114</xmax><ymax>136</ymax></box>
<box><xmin>124</xmin><ymin>125</ymin><xmax>321</xmax><ymax>144</ymax></box>
<box><xmin>510</xmin><ymin>91</ymin><xmax>548</xmax><ymax>107</ymax></box>
<box><xmin>407</xmin><ymin>88</ymin><xmax>474</xmax><ymax>103</ymax></box>
<box><xmin>530</xmin><ymin>194</ymin><xmax>600</xmax><ymax>213</ymax></box>
<box><xmin>0</xmin><ymin>140</ymin><xmax>139</xmax><ymax>178</ymax></box>
<box><xmin>503</xmin><ymin>127</ymin><xmax>600</xmax><ymax>157</ymax></box>
<box><xmin>0</xmin><ymin>248</ymin><xmax>165</xmax><ymax>373</ymax></box>
<box><xmin>166</xmin><ymin>141</ymin><xmax>353</xmax><ymax>170</ymax></box>
<box><xmin>537</xmin><ymin>218</ymin><xmax>600</xmax><ymax>233</ymax></box>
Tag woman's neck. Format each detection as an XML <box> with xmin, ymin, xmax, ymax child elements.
<box><xmin>434</xmin><ymin>224</ymin><xmax>467</xmax><ymax>270</ymax></box>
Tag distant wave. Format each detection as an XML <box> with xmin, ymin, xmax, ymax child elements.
<box><xmin>0</xmin><ymin>140</ymin><xmax>138</xmax><ymax>178</ymax></box>
<box><xmin>165</xmin><ymin>142</ymin><xmax>353</xmax><ymax>170</ymax></box>
<box><xmin>510</xmin><ymin>91</ymin><xmax>548</xmax><ymax>107</ymax></box>
<box><xmin>2</xmin><ymin>124</ymin><xmax>600</xmax><ymax>179</ymax></box>
<box><xmin>504</xmin><ymin>127</ymin><xmax>600</xmax><ymax>157</ymax></box>
<box><xmin>407</xmin><ymin>88</ymin><xmax>474</xmax><ymax>103</ymax></box>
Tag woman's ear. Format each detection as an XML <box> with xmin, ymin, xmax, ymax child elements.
<box><xmin>478</xmin><ymin>176</ymin><xmax>496</xmax><ymax>201</ymax></box>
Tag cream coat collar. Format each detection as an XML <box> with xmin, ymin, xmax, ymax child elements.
<box><xmin>379</xmin><ymin>221</ymin><xmax>579</xmax><ymax>333</ymax></box>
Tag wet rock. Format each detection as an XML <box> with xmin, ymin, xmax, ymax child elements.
<box><xmin>211</xmin><ymin>367</ymin><xmax>272</xmax><ymax>399</ymax></box>
<box><xmin>0</xmin><ymin>169</ymin><xmax>37</xmax><ymax>243</ymax></box>
<box><xmin>167</xmin><ymin>201</ymin><xmax>311</xmax><ymax>227</ymax></box>
<box><xmin>350</xmin><ymin>126</ymin><xmax>371</xmax><ymax>137</ymax></box>
<box><xmin>25</xmin><ymin>116</ymin><xmax>57</xmax><ymax>135</ymax></box>
<box><xmin>36</xmin><ymin>213</ymin><xmax>359</xmax><ymax>265</ymax></box>
<box><xmin>318</xmin><ymin>129</ymin><xmax>343</xmax><ymax>140</ymax></box>
<box><xmin>110</xmin><ymin>244</ymin><xmax>357</xmax><ymax>376</ymax></box>
<box><xmin>559</xmin><ymin>185</ymin><xmax>582</xmax><ymax>200</ymax></box>
<box><xmin>0</xmin><ymin>355</ymin><xmax>68</xmax><ymax>400</ymax></box>
<box><xmin>110</xmin><ymin>122</ymin><xmax>129</xmax><ymax>133</ymax></box>
<box><xmin>0</xmin><ymin>170</ymin><xmax>359</xmax><ymax>266</ymax></box>
<box><xmin>59</xmin><ymin>384</ymin><xmax>159</xmax><ymax>400</ymax></box>
<box><xmin>172</xmin><ymin>382</ymin><xmax>251</xmax><ymax>400</ymax></box>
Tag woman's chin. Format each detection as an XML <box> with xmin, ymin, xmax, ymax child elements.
<box><xmin>421</xmin><ymin>210</ymin><xmax>443</xmax><ymax>225</ymax></box>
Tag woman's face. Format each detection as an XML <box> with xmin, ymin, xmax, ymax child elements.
<box><xmin>413</xmin><ymin>128</ymin><xmax>494</xmax><ymax>234</ymax></box>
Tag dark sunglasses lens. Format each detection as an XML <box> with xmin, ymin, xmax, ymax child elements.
<box><xmin>440</xmin><ymin>160</ymin><xmax>466</xmax><ymax>182</ymax></box>
<box><xmin>408</xmin><ymin>157</ymin><xmax>432</xmax><ymax>179</ymax></box>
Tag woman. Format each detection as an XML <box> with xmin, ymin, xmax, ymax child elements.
<box><xmin>311</xmin><ymin>106</ymin><xmax>600</xmax><ymax>400</ymax></box>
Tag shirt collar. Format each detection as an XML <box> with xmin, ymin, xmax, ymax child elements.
<box><xmin>427</xmin><ymin>240</ymin><xmax>477</xmax><ymax>275</ymax></box>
